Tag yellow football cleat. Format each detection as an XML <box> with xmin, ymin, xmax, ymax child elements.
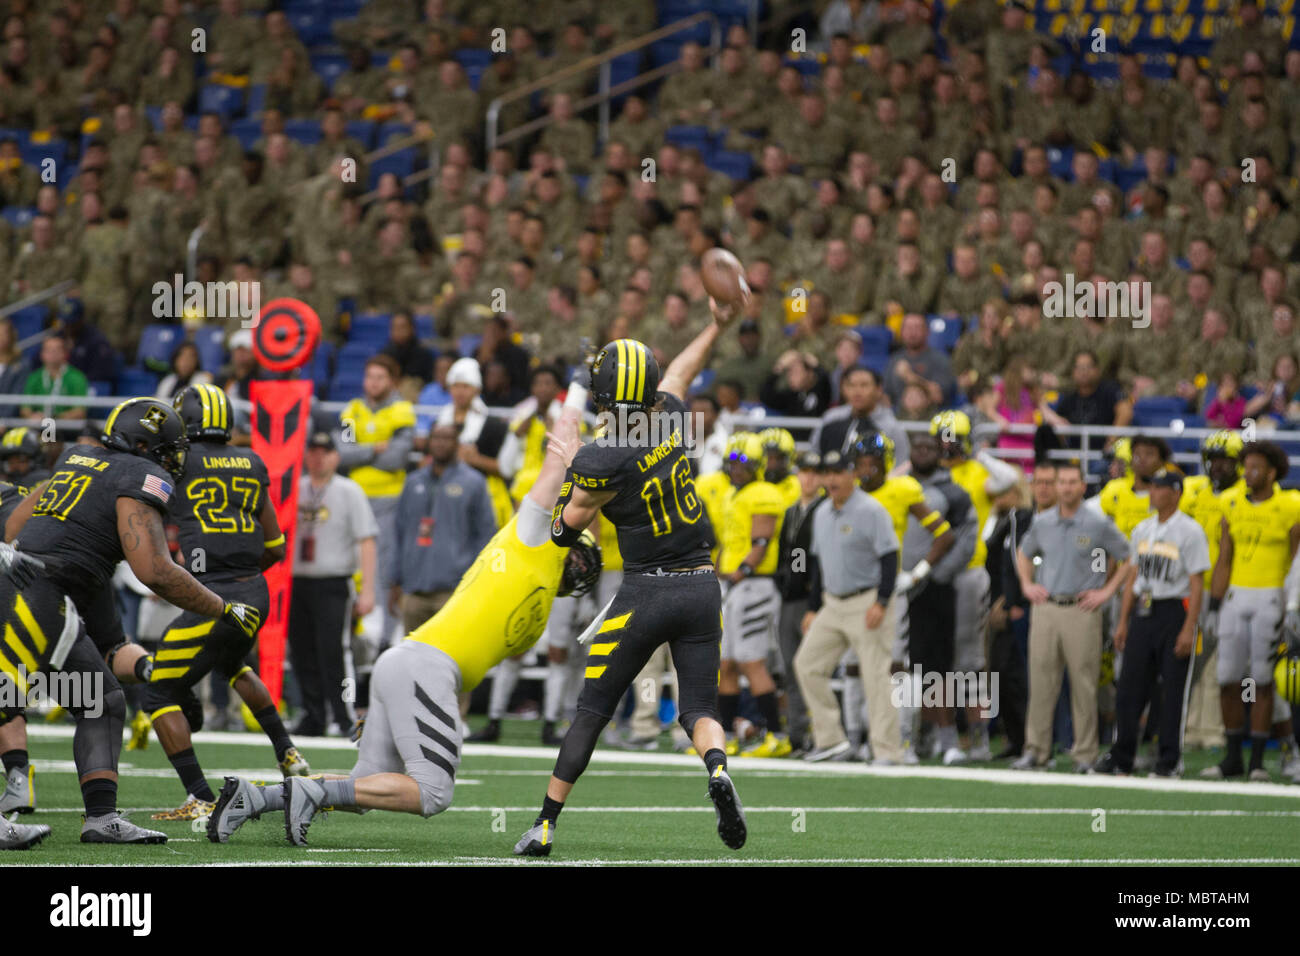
<box><xmin>740</xmin><ymin>732</ymin><xmax>793</xmax><ymax>758</ymax></box>
<box><xmin>125</xmin><ymin>711</ymin><xmax>151</xmax><ymax>751</ymax></box>
<box><xmin>279</xmin><ymin>746</ymin><xmax>311</xmax><ymax>778</ymax></box>
<box><xmin>151</xmin><ymin>794</ymin><xmax>215</xmax><ymax>821</ymax></box>
<box><xmin>724</xmin><ymin>737</ymin><xmax>739</xmax><ymax>757</ymax></box>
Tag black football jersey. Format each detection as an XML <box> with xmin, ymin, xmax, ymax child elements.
<box><xmin>564</xmin><ymin>392</ymin><xmax>714</xmax><ymax>573</ymax></box>
<box><xmin>170</xmin><ymin>441</ymin><xmax>271</xmax><ymax>579</ymax></box>
<box><xmin>15</xmin><ymin>445</ymin><xmax>174</xmax><ymax>600</ymax></box>
<box><xmin>0</xmin><ymin>479</ymin><xmax>31</xmax><ymax>528</ymax></box>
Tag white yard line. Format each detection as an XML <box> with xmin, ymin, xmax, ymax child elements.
<box><xmin>27</xmin><ymin>726</ymin><xmax>1300</xmax><ymax>798</ymax></box>
<box><xmin>4</xmin><ymin>857</ymin><xmax>1297</xmax><ymax>867</ymax></box>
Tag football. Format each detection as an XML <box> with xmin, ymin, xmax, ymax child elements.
<box><xmin>701</xmin><ymin>247</ymin><xmax>749</xmax><ymax>305</ymax></box>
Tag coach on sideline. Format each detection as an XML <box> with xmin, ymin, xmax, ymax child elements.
<box><xmin>1095</xmin><ymin>467</ymin><xmax>1208</xmax><ymax>776</ymax></box>
<box><xmin>795</xmin><ymin>447</ymin><xmax>901</xmax><ymax>764</ymax></box>
<box><xmin>1014</xmin><ymin>460</ymin><xmax>1130</xmax><ymax>771</ymax></box>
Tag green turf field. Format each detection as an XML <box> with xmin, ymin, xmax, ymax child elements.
<box><xmin>7</xmin><ymin>721</ymin><xmax>1300</xmax><ymax>866</ymax></box>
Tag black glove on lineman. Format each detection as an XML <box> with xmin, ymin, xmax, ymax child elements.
<box><xmin>221</xmin><ymin>601</ymin><xmax>263</xmax><ymax>638</ymax></box>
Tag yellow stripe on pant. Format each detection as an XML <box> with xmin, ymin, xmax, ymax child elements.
<box><xmin>151</xmin><ymin>619</ymin><xmax>217</xmax><ymax>682</ymax></box>
<box><xmin>586</xmin><ymin>611</ymin><xmax>633</xmax><ymax>678</ymax></box>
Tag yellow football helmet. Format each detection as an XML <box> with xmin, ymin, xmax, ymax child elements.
<box><xmin>758</xmin><ymin>427</ymin><xmax>796</xmax><ymax>460</ymax></box>
<box><xmin>1276</xmin><ymin>647</ymin><xmax>1300</xmax><ymax>707</ymax></box>
<box><xmin>1201</xmin><ymin>429</ymin><xmax>1245</xmax><ymax>473</ymax></box>
<box><xmin>854</xmin><ymin>431</ymin><xmax>895</xmax><ymax>473</ymax></box>
<box><xmin>929</xmin><ymin>410</ymin><xmax>973</xmax><ymax>455</ymax></box>
<box><xmin>725</xmin><ymin>432</ymin><xmax>765</xmax><ymax>477</ymax></box>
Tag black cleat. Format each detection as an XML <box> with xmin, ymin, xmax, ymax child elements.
<box><xmin>707</xmin><ymin>767</ymin><xmax>747</xmax><ymax>850</ymax></box>
<box><xmin>466</xmin><ymin>719</ymin><xmax>501</xmax><ymax>743</ymax></box>
<box><xmin>541</xmin><ymin>721</ymin><xmax>564</xmax><ymax>746</ymax></box>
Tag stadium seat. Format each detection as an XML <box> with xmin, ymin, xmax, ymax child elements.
<box><xmin>19</xmin><ymin>139</ymin><xmax>66</xmax><ymax>172</ymax></box>
<box><xmin>137</xmin><ymin>324</ymin><xmax>183</xmax><ymax>368</ymax></box>
<box><xmin>367</xmin><ymin>148</ymin><xmax>417</xmax><ymax>191</ymax></box>
<box><xmin>194</xmin><ymin>325</ymin><xmax>228</xmax><ymax>374</ymax></box>
<box><xmin>458</xmin><ymin>334</ymin><xmax>483</xmax><ymax>357</ymax></box>
<box><xmin>118</xmin><ymin>366</ymin><xmax>160</xmax><ymax>396</ymax></box>
<box><xmin>665</xmin><ymin>125</ymin><xmax>712</xmax><ymax>151</ymax></box>
<box><xmin>230</xmin><ymin>118</ymin><xmax>261</xmax><ymax>151</ymax></box>
<box><xmin>246</xmin><ymin>85</ymin><xmax>267</xmax><ymax>116</ymax></box>
<box><xmin>927</xmin><ymin>316</ymin><xmax>963</xmax><ymax>352</ymax></box>
<box><xmin>707</xmin><ymin>150</ymin><xmax>752</xmax><ymax>181</ymax></box>
<box><xmin>454</xmin><ymin>49</ymin><xmax>492</xmax><ymax>72</ymax></box>
<box><xmin>287</xmin><ymin>9</ymin><xmax>334</xmax><ymax>45</ymax></box>
<box><xmin>378</xmin><ymin>123</ymin><xmax>413</xmax><ymax>147</ymax></box>
<box><xmin>310</xmin><ymin>53</ymin><xmax>350</xmax><ymax>90</ymax></box>
<box><xmin>0</xmin><ymin>206</ymin><xmax>34</xmax><ymax>229</ymax></box>
<box><xmin>858</xmin><ymin>325</ymin><xmax>893</xmax><ymax>357</ymax></box>
<box><xmin>345</xmin><ymin>120</ymin><xmax>377</xmax><ymax>150</ymax></box>
<box><xmin>87</xmin><ymin>380</ymin><xmax>114</xmax><ymax>397</ymax></box>
<box><xmin>689</xmin><ymin>368</ymin><xmax>716</xmax><ymax>394</ymax></box>
<box><xmin>284</xmin><ymin>119</ymin><xmax>324</xmax><ymax>146</ymax></box>
<box><xmin>349</xmin><ymin>313</ymin><xmax>391</xmax><ymax>343</ymax></box>
<box><xmin>414</xmin><ymin>313</ymin><xmax>435</xmax><ymax>341</ymax></box>
<box><xmin>7</xmin><ymin>304</ymin><xmax>48</xmax><ymax>342</ymax></box>
<box><xmin>1133</xmin><ymin>395</ymin><xmax>1190</xmax><ymax>419</ymax></box>
<box><xmin>198</xmin><ymin>84</ymin><xmax>245</xmax><ymax>119</ymax></box>
<box><xmin>1048</xmin><ymin>146</ymin><xmax>1075</xmax><ymax>180</ymax></box>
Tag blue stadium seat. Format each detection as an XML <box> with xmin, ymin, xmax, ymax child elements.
<box><xmin>194</xmin><ymin>325</ymin><xmax>227</xmax><ymax>374</ymax></box>
<box><xmin>785</xmin><ymin>57</ymin><xmax>822</xmax><ymax>77</ymax></box>
<box><xmin>368</xmin><ymin>149</ymin><xmax>417</xmax><ymax>191</ymax></box>
<box><xmin>707</xmin><ymin>150</ymin><xmax>752</xmax><ymax>181</ymax></box>
<box><xmin>310</xmin><ymin>54</ymin><xmax>349</xmax><ymax>90</ymax></box>
<box><xmin>0</xmin><ymin>127</ymin><xmax>29</xmax><ymax>144</ymax></box>
<box><xmin>665</xmin><ymin>125</ymin><xmax>712</xmax><ymax>151</ymax></box>
<box><xmin>287</xmin><ymin>9</ymin><xmax>334</xmax><ymax>45</ymax></box>
<box><xmin>136</xmin><ymin>324</ymin><xmax>183</xmax><ymax>368</ymax></box>
<box><xmin>284</xmin><ymin>119</ymin><xmax>324</xmax><ymax>146</ymax></box>
<box><xmin>927</xmin><ymin>316</ymin><xmax>963</xmax><ymax>352</ymax></box>
<box><xmin>345</xmin><ymin>120</ymin><xmax>377</xmax><ymax>150</ymax></box>
<box><xmin>709</xmin><ymin>0</ymin><xmax>758</xmax><ymax>27</ymax></box>
<box><xmin>310</xmin><ymin>339</ymin><xmax>335</xmax><ymax>388</ymax></box>
<box><xmin>464</xmin><ymin>64</ymin><xmax>487</xmax><ymax>92</ymax></box>
<box><xmin>858</xmin><ymin>325</ymin><xmax>893</xmax><ymax>358</ymax></box>
<box><xmin>861</xmin><ymin>351</ymin><xmax>889</xmax><ymax>375</ymax></box>
<box><xmin>378</xmin><ymin>123</ymin><xmax>412</xmax><ymax>147</ymax></box>
<box><xmin>689</xmin><ymin>368</ymin><xmax>716</xmax><ymax>395</ymax></box>
<box><xmin>198</xmin><ymin>84</ymin><xmax>245</xmax><ymax>119</ymax></box>
<box><xmin>0</xmin><ymin>207</ymin><xmax>34</xmax><ymax>229</ymax></box>
<box><xmin>1133</xmin><ymin>395</ymin><xmax>1189</xmax><ymax>419</ymax></box>
<box><xmin>118</xmin><ymin>366</ymin><xmax>160</xmax><ymax>396</ymax></box>
<box><xmin>328</xmin><ymin>377</ymin><xmax>364</xmax><ymax>402</ymax></box>
<box><xmin>246</xmin><ymin>85</ymin><xmax>267</xmax><ymax>116</ymax></box>
<box><xmin>144</xmin><ymin>106</ymin><xmax>164</xmax><ymax>130</ymax></box>
<box><xmin>230</xmin><ymin>118</ymin><xmax>261</xmax><ymax>151</ymax></box>
<box><xmin>1048</xmin><ymin>146</ymin><xmax>1075</xmax><ymax>180</ymax></box>
<box><xmin>458</xmin><ymin>334</ymin><xmax>483</xmax><ymax>357</ymax></box>
<box><xmin>454</xmin><ymin>49</ymin><xmax>492</xmax><ymax>72</ymax></box>
<box><xmin>349</xmin><ymin>313</ymin><xmax>391</xmax><ymax>343</ymax></box>
<box><xmin>414</xmin><ymin>313</ymin><xmax>435</xmax><ymax>341</ymax></box>
<box><xmin>19</xmin><ymin>140</ymin><xmax>66</xmax><ymax>172</ymax></box>
<box><xmin>7</xmin><ymin>304</ymin><xmax>47</xmax><ymax>341</ymax></box>
<box><xmin>87</xmin><ymin>380</ymin><xmax>114</xmax><ymax>397</ymax></box>
<box><xmin>328</xmin><ymin>0</ymin><xmax>364</xmax><ymax>14</ymax></box>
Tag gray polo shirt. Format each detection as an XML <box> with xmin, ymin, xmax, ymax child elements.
<box><xmin>1018</xmin><ymin>503</ymin><xmax>1130</xmax><ymax>596</ymax></box>
<box><xmin>1130</xmin><ymin>510</ymin><xmax>1210</xmax><ymax>600</ymax></box>
<box><xmin>295</xmin><ymin>473</ymin><xmax>380</xmax><ymax>579</ymax></box>
<box><xmin>811</xmin><ymin>487</ymin><xmax>897</xmax><ymax>596</ymax></box>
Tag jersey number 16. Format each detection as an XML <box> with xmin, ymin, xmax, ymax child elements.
<box><xmin>639</xmin><ymin>456</ymin><xmax>702</xmax><ymax>537</ymax></box>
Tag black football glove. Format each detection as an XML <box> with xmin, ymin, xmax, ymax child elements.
<box><xmin>0</xmin><ymin>542</ymin><xmax>45</xmax><ymax>590</ymax></box>
<box><xmin>221</xmin><ymin>601</ymin><xmax>262</xmax><ymax>639</ymax></box>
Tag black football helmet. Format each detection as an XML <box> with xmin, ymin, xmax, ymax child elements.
<box><xmin>173</xmin><ymin>382</ymin><xmax>233</xmax><ymax>442</ymax></box>
<box><xmin>589</xmin><ymin>338</ymin><xmax>660</xmax><ymax>410</ymax></box>
<box><xmin>558</xmin><ymin>530</ymin><xmax>602</xmax><ymax>597</ymax></box>
<box><xmin>103</xmin><ymin>397</ymin><xmax>189</xmax><ymax>482</ymax></box>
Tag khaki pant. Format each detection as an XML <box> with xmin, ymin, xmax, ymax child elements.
<box><xmin>794</xmin><ymin>589</ymin><xmax>901</xmax><ymax>762</ymax></box>
<box><xmin>1185</xmin><ymin>647</ymin><xmax>1226</xmax><ymax>749</ymax></box>
<box><xmin>401</xmin><ymin>590</ymin><xmax>454</xmax><ymax>636</ymax></box>
<box><xmin>1026</xmin><ymin>602</ymin><xmax>1102</xmax><ymax>766</ymax></box>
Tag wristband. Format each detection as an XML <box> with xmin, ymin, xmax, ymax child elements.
<box><xmin>1208</xmin><ymin>596</ymin><xmax>1222</xmax><ymax>613</ymax></box>
<box><xmin>738</xmin><ymin>563</ymin><xmax>755</xmax><ymax>578</ymax></box>
<box><xmin>912</xmin><ymin>559</ymin><xmax>931</xmax><ymax>581</ymax></box>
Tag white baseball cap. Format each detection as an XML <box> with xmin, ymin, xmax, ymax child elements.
<box><xmin>447</xmin><ymin>357</ymin><xmax>482</xmax><ymax>389</ymax></box>
<box><xmin>228</xmin><ymin>328</ymin><xmax>254</xmax><ymax>351</ymax></box>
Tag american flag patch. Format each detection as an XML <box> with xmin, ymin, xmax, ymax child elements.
<box><xmin>142</xmin><ymin>474</ymin><xmax>172</xmax><ymax>504</ymax></box>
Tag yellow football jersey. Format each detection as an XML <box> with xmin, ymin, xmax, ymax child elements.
<box><xmin>339</xmin><ymin>398</ymin><xmax>417</xmax><ymax>498</ymax></box>
<box><xmin>947</xmin><ymin>458</ymin><xmax>993</xmax><ymax>569</ymax></box>
<box><xmin>1099</xmin><ymin>476</ymin><xmax>1154</xmax><ymax>537</ymax></box>
<box><xmin>508</xmin><ymin>417</ymin><xmax>548</xmax><ymax>502</ymax></box>
<box><xmin>866</xmin><ymin>475</ymin><xmax>925</xmax><ymax>551</ymax></box>
<box><xmin>696</xmin><ymin>470</ymin><xmax>731</xmax><ymax>565</ymax></box>
<box><xmin>771</xmin><ymin>473</ymin><xmax>801</xmax><ymax>510</ymax></box>
<box><xmin>1180</xmin><ymin>475</ymin><xmax>1244</xmax><ymax>584</ymax></box>
<box><xmin>717</xmin><ymin>479</ymin><xmax>785</xmax><ymax>575</ymax></box>
<box><xmin>406</xmin><ymin>512</ymin><xmax>566</xmax><ymax>691</ymax></box>
<box><xmin>1220</xmin><ymin>484</ymin><xmax>1300</xmax><ymax>589</ymax></box>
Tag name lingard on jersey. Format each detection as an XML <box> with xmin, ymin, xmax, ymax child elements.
<box><xmin>49</xmin><ymin>886</ymin><xmax>151</xmax><ymax>936</ymax></box>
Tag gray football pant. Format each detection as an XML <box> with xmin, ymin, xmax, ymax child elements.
<box><xmin>352</xmin><ymin>640</ymin><xmax>462</xmax><ymax>817</ymax></box>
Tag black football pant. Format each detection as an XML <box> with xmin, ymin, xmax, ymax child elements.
<box><xmin>554</xmin><ymin>571</ymin><xmax>721</xmax><ymax>784</ymax></box>
<box><xmin>988</xmin><ymin>619</ymin><xmax>1029</xmax><ymax>753</ymax></box>
<box><xmin>288</xmin><ymin>575</ymin><xmax>354</xmax><ymax>733</ymax></box>
<box><xmin>1111</xmin><ymin>599</ymin><xmax>1191</xmax><ymax>774</ymax></box>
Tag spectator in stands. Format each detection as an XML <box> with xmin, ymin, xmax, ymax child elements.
<box><xmin>1244</xmin><ymin>353</ymin><xmax>1300</xmax><ymax>428</ymax></box>
<box><xmin>688</xmin><ymin>393</ymin><xmax>729</xmax><ymax>475</ymax></box>
<box><xmin>389</xmin><ymin>423</ymin><xmax>495</xmax><ymax>636</ymax></box>
<box><xmin>0</xmin><ymin>318</ymin><xmax>28</xmax><ymax>418</ymax></box>
<box><xmin>334</xmin><ymin>354</ymin><xmax>416</xmax><ymax>648</ymax></box>
<box><xmin>61</xmin><ymin>298</ymin><xmax>116</xmax><ymax>385</ymax></box>
<box><xmin>414</xmin><ymin>354</ymin><xmax>456</xmax><ymax>438</ymax></box>
<box><xmin>380</xmin><ymin>310</ymin><xmax>435</xmax><ymax>396</ymax></box>
<box><xmin>989</xmin><ymin>355</ymin><xmax>1039</xmax><ymax>464</ymax></box>
<box><xmin>21</xmin><ymin>333</ymin><xmax>86</xmax><ymax>421</ymax></box>
<box><xmin>883</xmin><ymin>312</ymin><xmax>955</xmax><ymax>409</ymax></box>
<box><xmin>155</xmin><ymin>341</ymin><xmax>212</xmax><ymax>399</ymax></box>
<box><xmin>1205</xmin><ymin>372</ymin><xmax>1247</xmax><ymax>429</ymax></box>
<box><xmin>812</xmin><ymin>366</ymin><xmax>909</xmax><ymax>465</ymax></box>
<box><xmin>828</xmin><ymin>329</ymin><xmax>865</xmax><ymax>402</ymax></box>
<box><xmin>952</xmin><ymin>299</ymin><xmax>1008</xmax><ymax>392</ymax></box>
<box><xmin>434</xmin><ymin>356</ymin><xmax>516</xmax><ymax>529</ymax></box>
<box><xmin>1038</xmin><ymin>349</ymin><xmax>1132</xmax><ymax>442</ymax></box>
<box><xmin>761</xmin><ymin>349</ymin><xmax>832</xmax><ymax>418</ymax></box>
<box><xmin>474</xmin><ymin>314</ymin><xmax>530</xmax><ymax>401</ymax></box>
<box><xmin>820</xmin><ymin>0</ymin><xmax>882</xmax><ymax>46</ymax></box>
<box><xmin>713</xmin><ymin>318</ymin><xmax>771</xmax><ymax>401</ymax></box>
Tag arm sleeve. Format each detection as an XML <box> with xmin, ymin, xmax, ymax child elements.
<box><xmin>976</xmin><ymin>450</ymin><xmax>1020</xmax><ymax>495</ymax></box>
<box><xmin>806</xmin><ymin>552</ymin><xmax>823</xmax><ymax>612</ymax></box>
<box><xmin>876</xmin><ymin>550</ymin><xmax>897</xmax><ymax>602</ymax></box>
<box><xmin>371</xmin><ymin>425</ymin><xmax>414</xmax><ymax>472</ymax></box>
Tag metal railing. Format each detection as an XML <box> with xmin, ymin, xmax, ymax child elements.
<box><xmin>2</xmin><ymin>280</ymin><xmax>76</xmax><ymax>352</ymax></box>
<box><xmin>484</xmin><ymin>12</ymin><xmax>723</xmax><ymax>154</ymax></box>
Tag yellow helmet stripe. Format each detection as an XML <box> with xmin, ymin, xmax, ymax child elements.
<box><xmin>631</xmin><ymin>341</ymin><xmax>644</xmax><ymax>403</ymax></box>
<box><xmin>207</xmin><ymin>384</ymin><xmax>228</xmax><ymax>431</ymax></box>
<box><xmin>615</xmin><ymin>339</ymin><xmax>629</xmax><ymax>402</ymax></box>
<box><xmin>198</xmin><ymin>383</ymin><xmax>212</xmax><ymax>430</ymax></box>
<box><xmin>104</xmin><ymin>400</ymin><xmax>128</xmax><ymax>437</ymax></box>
